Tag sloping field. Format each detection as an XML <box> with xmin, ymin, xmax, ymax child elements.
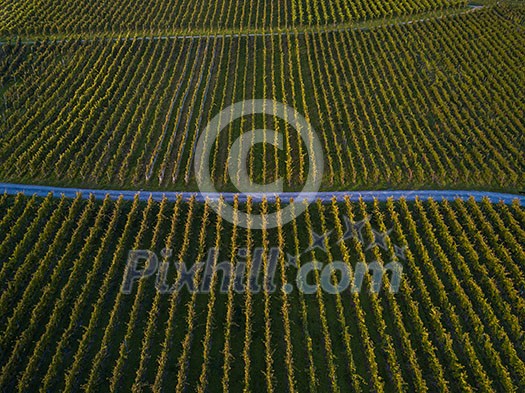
<box><xmin>0</xmin><ymin>194</ymin><xmax>524</xmax><ymax>392</ymax></box>
<box><xmin>0</xmin><ymin>0</ymin><xmax>524</xmax><ymax>392</ymax></box>
<box><xmin>0</xmin><ymin>5</ymin><xmax>523</xmax><ymax>192</ymax></box>
<box><xmin>0</xmin><ymin>0</ymin><xmax>466</xmax><ymax>38</ymax></box>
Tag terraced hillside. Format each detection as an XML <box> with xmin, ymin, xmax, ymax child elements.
<box><xmin>0</xmin><ymin>194</ymin><xmax>524</xmax><ymax>392</ymax></box>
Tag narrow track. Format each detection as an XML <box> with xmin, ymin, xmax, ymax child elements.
<box><xmin>0</xmin><ymin>183</ymin><xmax>522</xmax><ymax>205</ymax></box>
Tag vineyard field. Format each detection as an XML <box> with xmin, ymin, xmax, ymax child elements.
<box><xmin>0</xmin><ymin>5</ymin><xmax>523</xmax><ymax>193</ymax></box>
<box><xmin>0</xmin><ymin>0</ymin><xmax>466</xmax><ymax>39</ymax></box>
<box><xmin>1</xmin><ymin>0</ymin><xmax>524</xmax><ymax>391</ymax></box>
<box><xmin>0</xmin><ymin>194</ymin><xmax>524</xmax><ymax>392</ymax></box>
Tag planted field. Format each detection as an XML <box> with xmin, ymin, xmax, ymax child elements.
<box><xmin>1</xmin><ymin>0</ymin><xmax>524</xmax><ymax>392</ymax></box>
<box><xmin>0</xmin><ymin>6</ymin><xmax>523</xmax><ymax>193</ymax></box>
<box><xmin>0</xmin><ymin>194</ymin><xmax>524</xmax><ymax>392</ymax></box>
<box><xmin>0</xmin><ymin>0</ymin><xmax>466</xmax><ymax>38</ymax></box>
